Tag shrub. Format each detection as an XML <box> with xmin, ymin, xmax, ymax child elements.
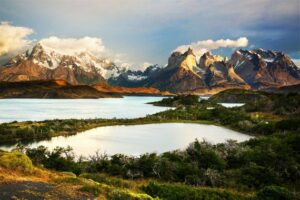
<box><xmin>239</xmin><ymin>163</ymin><xmax>277</xmax><ymax>189</ymax></box>
<box><xmin>256</xmin><ymin>185</ymin><xmax>294</xmax><ymax>200</ymax></box>
<box><xmin>108</xmin><ymin>189</ymin><xmax>154</xmax><ymax>200</ymax></box>
<box><xmin>143</xmin><ymin>182</ymin><xmax>249</xmax><ymax>200</ymax></box>
<box><xmin>26</xmin><ymin>146</ymin><xmax>82</xmax><ymax>175</ymax></box>
<box><xmin>80</xmin><ymin>182</ymin><xmax>154</xmax><ymax>200</ymax></box>
<box><xmin>80</xmin><ymin>185</ymin><xmax>103</xmax><ymax>197</ymax></box>
<box><xmin>80</xmin><ymin>173</ymin><xmax>133</xmax><ymax>189</ymax></box>
<box><xmin>0</xmin><ymin>151</ymin><xmax>33</xmax><ymax>173</ymax></box>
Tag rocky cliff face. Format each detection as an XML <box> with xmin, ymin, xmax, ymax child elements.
<box><xmin>199</xmin><ymin>52</ymin><xmax>224</xmax><ymax>69</ymax></box>
<box><xmin>203</xmin><ymin>62</ymin><xmax>247</xmax><ymax>87</ymax></box>
<box><xmin>0</xmin><ymin>43</ymin><xmax>120</xmax><ymax>85</ymax></box>
<box><xmin>142</xmin><ymin>48</ymin><xmax>249</xmax><ymax>93</ymax></box>
<box><xmin>142</xmin><ymin>48</ymin><xmax>206</xmax><ymax>93</ymax></box>
<box><xmin>142</xmin><ymin>48</ymin><xmax>299</xmax><ymax>93</ymax></box>
<box><xmin>229</xmin><ymin>49</ymin><xmax>300</xmax><ymax>88</ymax></box>
<box><xmin>108</xmin><ymin>65</ymin><xmax>161</xmax><ymax>87</ymax></box>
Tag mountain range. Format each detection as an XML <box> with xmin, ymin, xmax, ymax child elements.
<box><xmin>110</xmin><ymin>48</ymin><xmax>300</xmax><ymax>93</ymax></box>
<box><xmin>0</xmin><ymin>42</ymin><xmax>299</xmax><ymax>95</ymax></box>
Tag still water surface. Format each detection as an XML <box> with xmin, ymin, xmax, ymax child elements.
<box><xmin>1</xmin><ymin>123</ymin><xmax>252</xmax><ymax>157</ymax></box>
<box><xmin>0</xmin><ymin>96</ymin><xmax>170</xmax><ymax>123</ymax></box>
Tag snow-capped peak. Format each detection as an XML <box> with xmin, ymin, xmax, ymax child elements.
<box><xmin>8</xmin><ymin>42</ymin><xmax>122</xmax><ymax>79</ymax></box>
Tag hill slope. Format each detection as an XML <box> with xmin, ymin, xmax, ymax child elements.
<box><xmin>0</xmin><ymin>80</ymin><xmax>119</xmax><ymax>98</ymax></box>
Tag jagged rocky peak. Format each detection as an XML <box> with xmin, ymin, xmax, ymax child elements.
<box><xmin>185</xmin><ymin>47</ymin><xmax>195</xmax><ymax>56</ymax></box>
<box><xmin>230</xmin><ymin>48</ymin><xmax>300</xmax><ymax>88</ymax></box>
<box><xmin>4</xmin><ymin>42</ymin><xmax>122</xmax><ymax>80</ymax></box>
<box><xmin>0</xmin><ymin>42</ymin><xmax>125</xmax><ymax>85</ymax></box>
<box><xmin>199</xmin><ymin>52</ymin><xmax>224</xmax><ymax>69</ymax></box>
<box><xmin>204</xmin><ymin>64</ymin><xmax>226</xmax><ymax>87</ymax></box>
<box><xmin>233</xmin><ymin>48</ymin><xmax>299</xmax><ymax>68</ymax></box>
<box><xmin>226</xmin><ymin>63</ymin><xmax>246</xmax><ymax>84</ymax></box>
<box><xmin>168</xmin><ymin>48</ymin><xmax>198</xmax><ymax>72</ymax></box>
<box><xmin>180</xmin><ymin>48</ymin><xmax>198</xmax><ymax>71</ymax></box>
<box><xmin>232</xmin><ymin>48</ymin><xmax>290</xmax><ymax>64</ymax></box>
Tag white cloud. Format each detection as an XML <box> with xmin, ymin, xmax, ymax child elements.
<box><xmin>174</xmin><ymin>37</ymin><xmax>249</xmax><ymax>59</ymax></box>
<box><xmin>292</xmin><ymin>59</ymin><xmax>300</xmax><ymax>68</ymax></box>
<box><xmin>141</xmin><ymin>62</ymin><xmax>153</xmax><ymax>70</ymax></box>
<box><xmin>39</xmin><ymin>36</ymin><xmax>107</xmax><ymax>57</ymax></box>
<box><xmin>120</xmin><ymin>63</ymin><xmax>131</xmax><ymax>70</ymax></box>
<box><xmin>39</xmin><ymin>36</ymin><xmax>142</xmax><ymax>70</ymax></box>
<box><xmin>0</xmin><ymin>22</ymin><xmax>34</xmax><ymax>56</ymax></box>
<box><xmin>0</xmin><ymin>26</ymin><xmax>134</xmax><ymax>69</ymax></box>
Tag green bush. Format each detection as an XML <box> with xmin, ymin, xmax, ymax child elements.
<box><xmin>80</xmin><ymin>173</ymin><xmax>133</xmax><ymax>189</ymax></box>
<box><xmin>80</xmin><ymin>185</ymin><xmax>103</xmax><ymax>196</ymax></box>
<box><xmin>26</xmin><ymin>146</ymin><xmax>82</xmax><ymax>175</ymax></box>
<box><xmin>0</xmin><ymin>151</ymin><xmax>33</xmax><ymax>173</ymax></box>
<box><xmin>108</xmin><ymin>189</ymin><xmax>154</xmax><ymax>200</ymax></box>
<box><xmin>80</xmin><ymin>183</ymin><xmax>154</xmax><ymax>200</ymax></box>
<box><xmin>239</xmin><ymin>163</ymin><xmax>277</xmax><ymax>189</ymax></box>
<box><xmin>256</xmin><ymin>185</ymin><xmax>294</xmax><ymax>200</ymax></box>
<box><xmin>143</xmin><ymin>182</ymin><xmax>250</xmax><ymax>200</ymax></box>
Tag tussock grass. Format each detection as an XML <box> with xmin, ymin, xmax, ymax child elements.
<box><xmin>0</xmin><ymin>151</ymin><xmax>33</xmax><ymax>173</ymax></box>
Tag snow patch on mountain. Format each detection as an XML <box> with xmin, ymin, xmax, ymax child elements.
<box><xmin>7</xmin><ymin>43</ymin><xmax>122</xmax><ymax>79</ymax></box>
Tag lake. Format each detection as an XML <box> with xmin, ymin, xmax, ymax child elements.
<box><xmin>1</xmin><ymin>123</ymin><xmax>252</xmax><ymax>157</ymax></box>
<box><xmin>0</xmin><ymin>96</ymin><xmax>171</xmax><ymax>123</ymax></box>
<box><xmin>218</xmin><ymin>103</ymin><xmax>245</xmax><ymax>108</ymax></box>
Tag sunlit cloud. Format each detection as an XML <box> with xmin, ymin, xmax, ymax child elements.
<box><xmin>39</xmin><ymin>36</ymin><xmax>107</xmax><ymax>57</ymax></box>
<box><xmin>0</xmin><ymin>22</ymin><xmax>34</xmax><ymax>56</ymax></box>
<box><xmin>292</xmin><ymin>59</ymin><xmax>300</xmax><ymax>68</ymax></box>
<box><xmin>174</xmin><ymin>37</ymin><xmax>249</xmax><ymax>58</ymax></box>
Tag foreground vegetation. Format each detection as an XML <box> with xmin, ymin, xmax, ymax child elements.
<box><xmin>0</xmin><ymin>89</ymin><xmax>299</xmax><ymax>199</ymax></box>
<box><xmin>1</xmin><ymin>130</ymin><xmax>298</xmax><ymax>199</ymax></box>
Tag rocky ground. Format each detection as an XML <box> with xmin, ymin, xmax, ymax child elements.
<box><xmin>0</xmin><ymin>168</ymin><xmax>93</xmax><ymax>200</ymax></box>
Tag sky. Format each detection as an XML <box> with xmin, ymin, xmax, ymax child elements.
<box><xmin>0</xmin><ymin>0</ymin><xmax>299</xmax><ymax>68</ymax></box>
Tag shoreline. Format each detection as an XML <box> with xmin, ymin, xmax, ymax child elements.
<box><xmin>0</xmin><ymin>117</ymin><xmax>255</xmax><ymax>148</ymax></box>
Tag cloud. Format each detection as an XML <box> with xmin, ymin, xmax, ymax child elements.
<box><xmin>0</xmin><ymin>22</ymin><xmax>34</xmax><ymax>56</ymax></box>
<box><xmin>141</xmin><ymin>62</ymin><xmax>153</xmax><ymax>70</ymax></box>
<box><xmin>292</xmin><ymin>59</ymin><xmax>300</xmax><ymax>68</ymax></box>
<box><xmin>39</xmin><ymin>36</ymin><xmax>107</xmax><ymax>57</ymax></box>
<box><xmin>39</xmin><ymin>36</ymin><xmax>143</xmax><ymax>70</ymax></box>
<box><xmin>0</xmin><ymin>25</ymin><xmax>135</xmax><ymax>69</ymax></box>
<box><xmin>174</xmin><ymin>37</ymin><xmax>249</xmax><ymax>58</ymax></box>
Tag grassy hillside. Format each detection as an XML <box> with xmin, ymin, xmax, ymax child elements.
<box><xmin>1</xmin><ymin>130</ymin><xmax>299</xmax><ymax>200</ymax></box>
<box><xmin>0</xmin><ymin>151</ymin><xmax>256</xmax><ymax>199</ymax></box>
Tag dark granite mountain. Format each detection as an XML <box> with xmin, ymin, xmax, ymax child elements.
<box><xmin>108</xmin><ymin>65</ymin><xmax>162</xmax><ymax>87</ymax></box>
<box><xmin>142</xmin><ymin>49</ymin><xmax>206</xmax><ymax>92</ymax></box>
<box><xmin>110</xmin><ymin>48</ymin><xmax>299</xmax><ymax>94</ymax></box>
<box><xmin>229</xmin><ymin>49</ymin><xmax>300</xmax><ymax>89</ymax></box>
<box><xmin>110</xmin><ymin>49</ymin><xmax>250</xmax><ymax>93</ymax></box>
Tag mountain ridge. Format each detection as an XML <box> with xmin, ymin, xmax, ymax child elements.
<box><xmin>1</xmin><ymin>44</ymin><xmax>299</xmax><ymax>94</ymax></box>
<box><xmin>110</xmin><ymin>48</ymin><xmax>300</xmax><ymax>93</ymax></box>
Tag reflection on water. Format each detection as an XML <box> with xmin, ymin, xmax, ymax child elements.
<box><xmin>0</xmin><ymin>96</ymin><xmax>170</xmax><ymax>123</ymax></box>
<box><xmin>218</xmin><ymin>103</ymin><xmax>245</xmax><ymax>108</ymax></box>
<box><xmin>1</xmin><ymin>123</ymin><xmax>253</xmax><ymax>157</ymax></box>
